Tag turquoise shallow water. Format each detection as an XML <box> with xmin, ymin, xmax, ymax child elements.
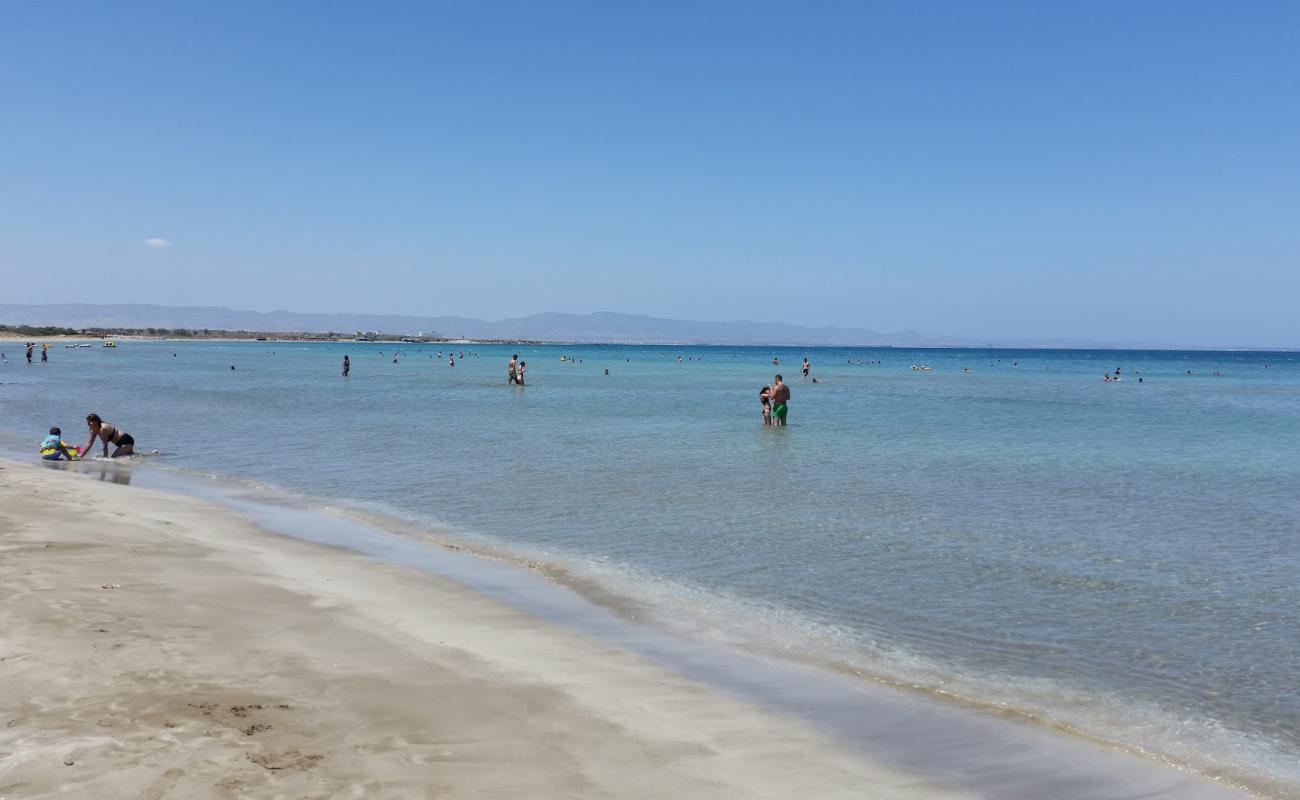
<box><xmin>2</xmin><ymin>341</ymin><xmax>1298</xmax><ymax>795</ymax></box>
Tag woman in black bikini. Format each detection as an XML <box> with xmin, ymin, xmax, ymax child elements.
<box><xmin>84</xmin><ymin>413</ymin><xmax>135</xmax><ymax>458</ymax></box>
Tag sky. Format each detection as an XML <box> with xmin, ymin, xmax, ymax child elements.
<box><xmin>1</xmin><ymin>1</ymin><xmax>1297</xmax><ymax>347</ymax></box>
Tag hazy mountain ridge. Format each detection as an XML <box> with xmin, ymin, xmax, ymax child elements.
<box><xmin>0</xmin><ymin>303</ymin><xmax>938</xmax><ymax>346</ymax></box>
<box><xmin>0</xmin><ymin>303</ymin><xmax>1217</xmax><ymax>349</ymax></box>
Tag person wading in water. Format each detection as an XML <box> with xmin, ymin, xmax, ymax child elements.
<box><xmin>770</xmin><ymin>375</ymin><xmax>791</xmax><ymax>427</ymax></box>
<box><xmin>83</xmin><ymin>414</ymin><xmax>136</xmax><ymax>458</ymax></box>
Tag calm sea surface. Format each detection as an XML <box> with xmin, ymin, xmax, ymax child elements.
<box><xmin>2</xmin><ymin>341</ymin><xmax>1297</xmax><ymax>795</ymax></box>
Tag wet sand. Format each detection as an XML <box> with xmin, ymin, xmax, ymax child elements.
<box><xmin>0</xmin><ymin>459</ymin><xmax>963</xmax><ymax>799</ymax></box>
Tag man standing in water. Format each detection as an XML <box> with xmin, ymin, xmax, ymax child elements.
<box><xmin>342</xmin><ymin>354</ymin><xmax>350</xmax><ymax>377</ymax></box>
<box><xmin>508</xmin><ymin>354</ymin><xmax>519</xmax><ymax>384</ymax></box>
<box><xmin>770</xmin><ymin>374</ymin><xmax>791</xmax><ymax>427</ymax></box>
<box><xmin>801</xmin><ymin>357</ymin><xmax>810</xmax><ymax>379</ymax></box>
<box><xmin>26</xmin><ymin>342</ymin><xmax>34</xmax><ymax>363</ymax></box>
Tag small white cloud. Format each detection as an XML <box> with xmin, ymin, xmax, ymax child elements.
<box><xmin>144</xmin><ymin>237</ymin><xmax>172</xmax><ymax>249</ymax></box>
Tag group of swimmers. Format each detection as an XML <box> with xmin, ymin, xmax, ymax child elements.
<box><xmin>36</xmin><ymin>350</ymin><xmax>808</xmax><ymax>466</ymax></box>
<box><xmin>14</xmin><ymin>342</ymin><xmax>49</xmax><ymax>363</ymax></box>
<box><xmin>40</xmin><ymin>414</ymin><xmax>136</xmax><ymax>461</ymax></box>
<box><xmin>343</xmin><ymin>350</ymin><xmax>478</xmax><ymax>372</ymax></box>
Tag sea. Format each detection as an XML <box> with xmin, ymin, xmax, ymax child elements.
<box><xmin>1</xmin><ymin>341</ymin><xmax>1297</xmax><ymax>796</ymax></box>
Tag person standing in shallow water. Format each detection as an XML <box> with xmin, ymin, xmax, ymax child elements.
<box><xmin>801</xmin><ymin>357</ymin><xmax>810</xmax><ymax>379</ymax></box>
<box><xmin>770</xmin><ymin>375</ymin><xmax>790</xmax><ymax>427</ymax></box>
<box><xmin>516</xmin><ymin>360</ymin><xmax>526</xmax><ymax>386</ymax></box>
<box><xmin>341</xmin><ymin>355</ymin><xmax>350</xmax><ymax>377</ymax></box>
<box><xmin>508</xmin><ymin>354</ymin><xmax>519</xmax><ymax>384</ymax></box>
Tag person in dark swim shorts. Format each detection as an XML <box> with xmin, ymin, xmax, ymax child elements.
<box><xmin>83</xmin><ymin>413</ymin><xmax>136</xmax><ymax>458</ymax></box>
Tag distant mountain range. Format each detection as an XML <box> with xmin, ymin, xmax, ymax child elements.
<box><xmin>0</xmin><ymin>303</ymin><xmax>937</xmax><ymax>345</ymax></box>
<box><xmin>0</xmin><ymin>302</ymin><xmax>1207</xmax><ymax>349</ymax></box>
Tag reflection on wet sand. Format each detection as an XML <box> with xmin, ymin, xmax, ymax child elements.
<box><xmin>41</xmin><ymin>458</ymin><xmax>133</xmax><ymax>486</ymax></box>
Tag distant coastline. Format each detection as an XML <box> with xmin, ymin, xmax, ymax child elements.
<box><xmin>0</xmin><ymin>324</ymin><xmax>538</xmax><ymax>346</ymax></box>
<box><xmin>1</xmin><ymin>304</ymin><xmax>1295</xmax><ymax>351</ymax></box>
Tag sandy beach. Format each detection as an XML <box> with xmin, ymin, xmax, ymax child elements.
<box><xmin>0</xmin><ymin>459</ymin><xmax>963</xmax><ymax>799</ymax></box>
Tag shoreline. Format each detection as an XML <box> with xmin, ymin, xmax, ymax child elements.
<box><xmin>0</xmin><ymin>457</ymin><xmax>1260</xmax><ymax>798</ymax></box>
<box><xmin>0</xmin><ymin>459</ymin><xmax>951</xmax><ymax>798</ymax></box>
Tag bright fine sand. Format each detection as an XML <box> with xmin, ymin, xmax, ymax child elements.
<box><xmin>0</xmin><ymin>460</ymin><xmax>958</xmax><ymax>800</ymax></box>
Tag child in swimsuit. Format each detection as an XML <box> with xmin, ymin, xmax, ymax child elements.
<box><xmin>40</xmin><ymin>427</ymin><xmax>79</xmax><ymax>461</ymax></box>
<box><xmin>759</xmin><ymin>385</ymin><xmax>772</xmax><ymax>426</ymax></box>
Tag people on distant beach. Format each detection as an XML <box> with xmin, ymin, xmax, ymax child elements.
<box><xmin>770</xmin><ymin>375</ymin><xmax>790</xmax><ymax>427</ymax></box>
<box><xmin>342</xmin><ymin>355</ymin><xmax>350</xmax><ymax>377</ymax></box>
<box><xmin>759</xmin><ymin>385</ymin><xmax>772</xmax><ymax>426</ymax></box>
<box><xmin>516</xmin><ymin>360</ymin><xmax>526</xmax><ymax>385</ymax></box>
<box><xmin>40</xmin><ymin>427</ymin><xmax>80</xmax><ymax>461</ymax></box>
<box><xmin>508</xmin><ymin>354</ymin><xmax>519</xmax><ymax>384</ymax></box>
<box><xmin>84</xmin><ymin>414</ymin><xmax>135</xmax><ymax>458</ymax></box>
<box><xmin>801</xmin><ymin>358</ymin><xmax>810</xmax><ymax>379</ymax></box>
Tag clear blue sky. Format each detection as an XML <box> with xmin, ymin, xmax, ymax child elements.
<box><xmin>2</xmin><ymin>1</ymin><xmax>1297</xmax><ymax>346</ymax></box>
